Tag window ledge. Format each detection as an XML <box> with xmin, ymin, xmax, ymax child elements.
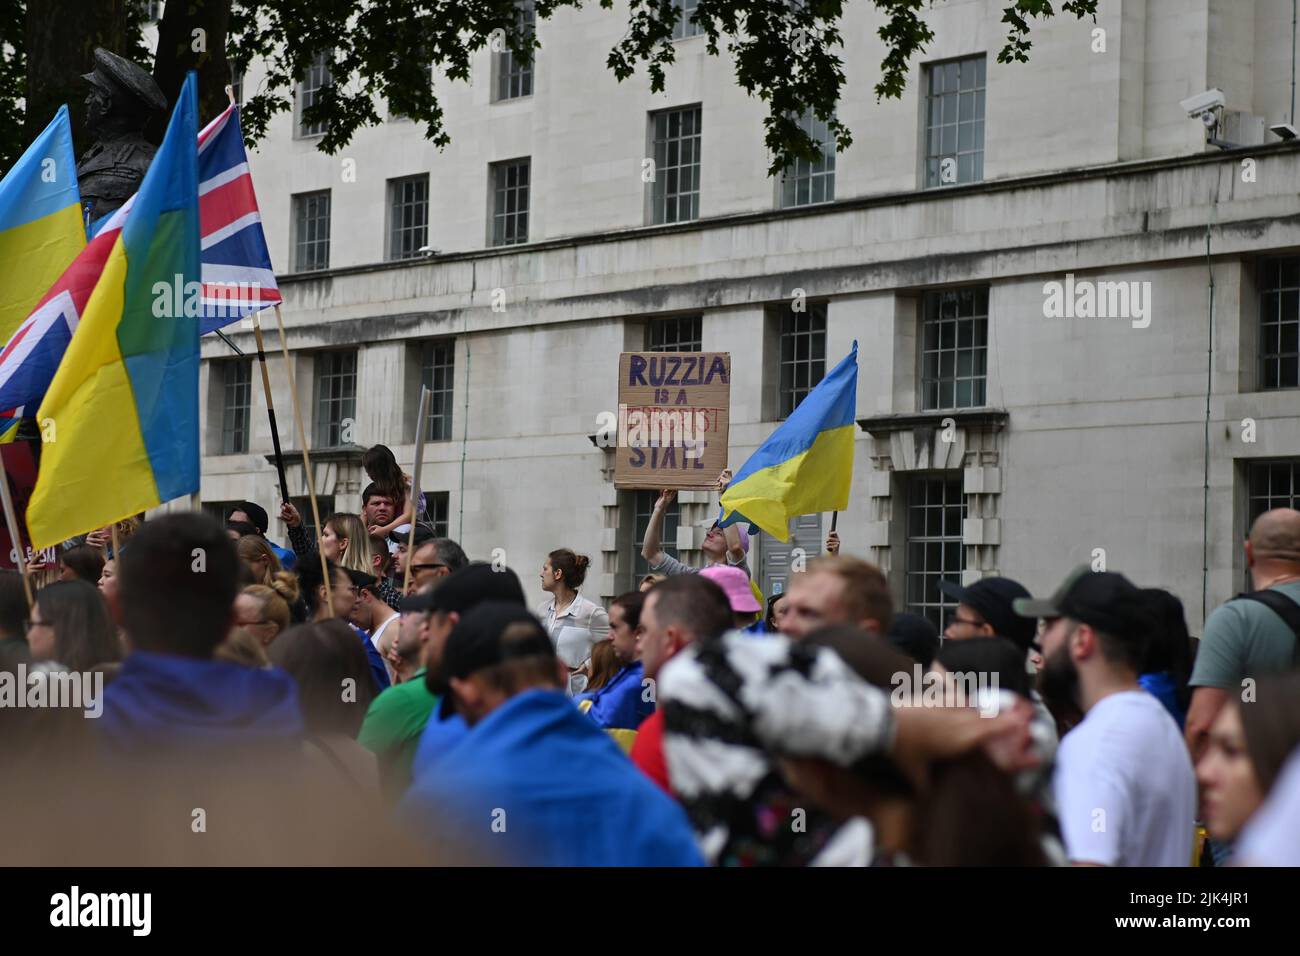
<box><xmin>856</xmin><ymin>409</ymin><xmax>1008</xmax><ymax>438</ymax></box>
<box><xmin>265</xmin><ymin>444</ymin><xmax>367</xmax><ymax>468</ymax></box>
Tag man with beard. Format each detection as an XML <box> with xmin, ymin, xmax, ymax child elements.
<box><xmin>1014</xmin><ymin>567</ymin><xmax>1195</xmax><ymax>866</ymax></box>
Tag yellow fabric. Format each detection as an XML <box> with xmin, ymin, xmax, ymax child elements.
<box><xmin>0</xmin><ymin>203</ymin><xmax>85</xmax><ymax>341</ymax></box>
<box><xmin>577</xmin><ymin>699</ymin><xmax>593</xmax><ymax>714</ymax></box>
<box><xmin>607</xmin><ymin>728</ymin><xmax>638</xmax><ymax>754</ymax></box>
<box><xmin>719</xmin><ymin>423</ymin><xmax>855</xmax><ymax>541</ymax></box>
<box><xmin>27</xmin><ymin>240</ymin><xmax>159</xmax><ymax>549</ymax></box>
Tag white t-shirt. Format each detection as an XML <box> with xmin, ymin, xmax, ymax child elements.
<box><xmin>1052</xmin><ymin>689</ymin><xmax>1196</xmax><ymax>867</ymax></box>
<box><xmin>1234</xmin><ymin>748</ymin><xmax>1300</xmax><ymax>866</ymax></box>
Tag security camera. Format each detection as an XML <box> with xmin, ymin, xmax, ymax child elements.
<box><xmin>1180</xmin><ymin>88</ymin><xmax>1225</xmax><ymax>118</ymax></box>
<box><xmin>1271</xmin><ymin>122</ymin><xmax>1299</xmax><ymax>141</ymax></box>
<box><xmin>1201</xmin><ymin>111</ymin><xmax>1219</xmax><ymax>129</ymax></box>
<box><xmin>417</xmin><ymin>245</ymin><xmax>440</xmax><ymax>256</ymax></box>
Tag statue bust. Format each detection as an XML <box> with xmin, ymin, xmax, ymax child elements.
<box><xmin>76</xmin><ymin>48</ymin><xmax>168</xmax><ymax>225</ymax></box>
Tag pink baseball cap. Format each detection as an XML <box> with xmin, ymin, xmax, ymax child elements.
<box><xmin>700</xmin><ymin>565</ymin><xmax>761</xmax><ymax>614</ymax></box>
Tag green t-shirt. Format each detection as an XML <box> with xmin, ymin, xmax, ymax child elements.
<box><xmin>1190</xmin><ymin>581</ymin><xmax>1300</xmax><ymax>690</ymax></box>
<box><xmin>358</xmin><ymin>667</ymin><xmax>439</xmax><ymax>801</ymax></box>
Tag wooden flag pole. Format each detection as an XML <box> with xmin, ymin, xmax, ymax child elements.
<box><xmin>272</xmin><ymin>304</ymin><xmax>333</xmax><ymax>617</ymax></box>
<box><xmin>0</xmin><ymin>469</ymin><xmax>33</xmax><ymax>609</ymax></box>
<box><xmin>252</xmin><ymin>311</ymin><xmax>291</xmax><ymax>504</ymax></box>
<box><xmin>109</xmin><ymin>522</ymin><xmax>120</xmax><ymax>564</ymax></box>
<box><xmin>402</xmin><ymin>386</ymin><xmax>432</xmax><ymax>595</ymax></box>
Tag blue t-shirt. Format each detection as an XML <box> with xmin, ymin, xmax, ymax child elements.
<box><xmin>400</xmin><ymin>689</ymin><xmax>703</xmax><ymax>866</ymax></box>
<box><xmin>582</xmin><ymin>661</ymin><xmax>654</xmax><ymax>731</ymax></box>
<box><xmin>1139</xmin><ymin>671</ymin><xmax>1185</xmax><ymax>730</ymax></box>
<box><xmin>349</xmin><ymin>623</ymin><xmax>391</xmax><ymax>694</ymax></box>
<box><xmin>409</xmin><ymin>702</ymin><xmax>471</xmax><ymax>783</ymax></box>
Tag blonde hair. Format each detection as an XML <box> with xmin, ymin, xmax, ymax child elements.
<box><xmin>215</xmin><ymin>627</ymin><xmax>270</xmax><ymax>668</ymax></box>
<box><xmin>326</xmin><ymin>513</ymin><xmax>373</xmax><ymax>574</ymax></box>
<box><xmin>241</xmin><ymin>583</ymin><xmax>294</xmax><ymax>636</ymax></box>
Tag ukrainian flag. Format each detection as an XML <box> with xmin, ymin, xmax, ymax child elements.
<box><xmin>0</xmin><ymin>105</ymin><xmax>85</xmax><ymax>342</ymax></box>
<box><xmin>27</xmin><ymin>75</ymin><xmax>200</xmax><ymax>549</ymax></box>
<box><xmin>718</xmin><ymin>341</ymin><xmax>858</xmax><ymax>542</ymax></box>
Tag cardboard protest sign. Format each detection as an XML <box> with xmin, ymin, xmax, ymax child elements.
<box><xmin>614</xmin><ymin>352</ymin><xmax>730</xmax><ymax>490</ymax></box>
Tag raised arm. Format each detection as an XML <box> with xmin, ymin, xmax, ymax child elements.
<box><xmin>641</xmin><ymin>489</ymin><xmax>676</xmax><ymax>565</ymax></box>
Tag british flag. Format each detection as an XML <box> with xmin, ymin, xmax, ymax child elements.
<box><xmin>0</xmin><ymin>103</ymin><xmax>281</xmax><ymax>437</ymax></box>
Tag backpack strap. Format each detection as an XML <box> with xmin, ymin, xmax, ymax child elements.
<box><xmin>1232</xmin><ymin>590</ymin><xmax>1300</xmax><ymax>665</ymax></box>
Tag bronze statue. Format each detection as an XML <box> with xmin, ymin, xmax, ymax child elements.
<box><xmin>76</xmin><ymin>48</ymin><xmax>168</xmax><ymax>224</ymax></box>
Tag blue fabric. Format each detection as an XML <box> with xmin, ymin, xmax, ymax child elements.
<box><xmin>400</xmin><ymin>689</ymin><xmax>703</xmax><ymax>866</ymax></box>
<box><xmin>270</xmin><ymin>541</ymin><xmax>296</xmax><ymax>571</ymax></box>
<box><xmin>98</xmin><ymin>651</ymin><xmax>302</xmax><ymax>751</ymax></box>
<box><xmin>351</xmin><ymin>623</ymin><xmax>390</xmax><ymax>694</ymax></box>
<box><xmin>583</xmin><ymin>661</ymin><xmax>654</xmax><ymax>731</ymax></box>
<box><xmin>1139</xmin><ymin>671</ymin><xmax>1185</xmax><ymax>730</ymax></box>
<box><xmin>743</xmin><ymin>619</ymin><xmax>767</xmax><ymax>635</ymax></box>
<box><xmin>410</xmin><ymin>704</ymin><xmax>471</xmax><ymax>784</ymax></box>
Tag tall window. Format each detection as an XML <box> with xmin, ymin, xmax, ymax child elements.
<box><xmin>921</xmin><ymin>287</ymin><xmax>988</xmax><ymax>410</ymax></box>
<box><xmin>293</xmin><ymin>190</ymin><xmax>331</xmax><ymax>272</ymax></box>
<box><xmin>781</xmin><ymin>111</ymin><xmax>836</xmax><ymax>207</ymax></box>
<box><xmin>651</xmin><ymin>106</ymin><xmax>702</xmax><ymax>224</ymax></box>
<box><xmin>1259</xmin><ymin>258</ymin><xmax>1300</xmax><ymax>389</ymax></box>
<box><xmin>905</xmin><ymin>474</ymin><xmax>966</xmax><ymax>630</ymax></box>
<box><xmin>672</xmin><ymin>0</ymin><xmax>702</xmax><ymax>39</ymax></box>
<box><xmin>491</xmin><ymin>159</ymin><xmax>530</xmax><ymax>246</ymax></box>
<box><xmin>220</xmin><ymin>360</ymin><xmax>252</xmax><ymax>455</ymax></box>
<box><xmin>646</xmin><ymin>315</ymin><xmax>702</xmax><ymax>352</ymax></box>
<box><xmin>297</xmin><ymin>52</ymin><xmax>332</xmax><ymax>137</ymax></box>
<box><xmin>388</xmin><ymin>175</ymin><xmax>429</xmax><ymax>261</ymax></box>
<box><xmin>633</xmin><ymin>490</ymin><xmax>680</xmax><ymax>579</ymax></box>
<box><xmin>1248</xmin><ymin>461</ymin><xmax>1300</xmax><ymax>523</ymax></box>
<box><xmin>314</xmin><ymin>350</ymin><xmax>357</xmax><ymax>447</ymax></box>
<box><xmin>778</xmin><ymin>303</ymin><xmax>827</xmax><ymax>418</ymax></box>
<box><xmin>421</xmin><ymin>339</ymin><xmax>455</xmax><ymax>441</ymax></box>
<box><xmin>924</xmin><ymin>55</ymin><xmax>985</xmax><ymax>187</ymax></box>
<box><xmin>426</xmin><ymin>491</ymin><xmax>451</xmax><ymax>538</ymax></box>
<box><xmin>496</xmin><ymin>1</ymin><xmax>535</xmax><ymax>101</ymax></box>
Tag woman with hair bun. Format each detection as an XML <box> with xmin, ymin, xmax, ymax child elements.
<box><xmin>538</xmin><ymin>548</ymin><xmax>609</xmax><ymax>696</ymax></box>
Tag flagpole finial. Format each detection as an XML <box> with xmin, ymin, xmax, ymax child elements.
<box><xmin>225</xmin><ymin>85</ymin><xmax>235</xmax><ymax>105</ymax></box>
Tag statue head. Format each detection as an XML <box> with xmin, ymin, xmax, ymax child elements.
<box><xmin>82</xmin><ymin>48</ymin><xmax>167</xmax><ymax>138</ymax></box>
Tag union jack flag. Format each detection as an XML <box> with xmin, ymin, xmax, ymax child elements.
<box><xmin>0</xmin><ymin>103</ymin><xmax>281</xmax><ymax>439</ymax></box>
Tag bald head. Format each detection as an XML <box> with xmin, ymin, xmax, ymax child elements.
<box><xmin>1247</xmin><ymin>508</ymin><xmax>1300</xmax><ymax>580</ymax></box>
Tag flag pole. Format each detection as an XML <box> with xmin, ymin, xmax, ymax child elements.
<box><xmin>0</xmin><ymin>469</ymin><xmax>33</xmax><ymax>609</ymax></box>
<box><xmin>830</xmin><ymin>511</ymin><xmax>838</xmax><ymax>533</ymax></box>
<box><xmin>272</xmin><ymin>304</ymin><xmax>332</xmax><ymax>616</ymax></box>
<box><xmin>252</xmin><ymin>310</ymin><xmax>291</xmax><ymax>504</ymax></box>
<box><xmin>402</xmin><ymin>386</ymin><xmax>432</xmax><ymax>594</ymax></box>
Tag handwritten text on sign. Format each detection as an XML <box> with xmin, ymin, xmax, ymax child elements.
<box><xmin>614</xmin><ymin>352</ymin><xmax>730</xmax><ymax>490</ymax></box>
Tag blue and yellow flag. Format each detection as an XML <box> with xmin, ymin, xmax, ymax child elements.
<box><xmin>718</xmin><ymin>341</ymin><xmax>858</xmax><ymax>542</ymax></box>
<box><xmin>0</xmin><ymin>105</ymin><xmax>85</xmax><ymax>342</ymax></box>
<box><xmin>28</xmin><ymin>75</ymin><xmax>200</xmax><ymax>549</ymax></box>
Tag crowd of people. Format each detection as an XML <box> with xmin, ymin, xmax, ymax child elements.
<box><xmin>1</xmin><ymin>453</ymin><xmax>1298</xmax><ymax>867</ymax></box>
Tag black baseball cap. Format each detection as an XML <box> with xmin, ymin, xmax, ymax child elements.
<box><xmin>1013</xmin><ymin>566</ymin><xmax>1149</xmax><ymax>640</ymax></box>
<box><xmin>344</xmin><ymin>567</ymin><xmax>378</xmax><ymax>592</ymax></box>
<box><xmin>389</xmin><ymin>524</ymin><xmax>435</xmax><ymax>549</ymax></box>
<box><xmin>401</xmin><ymin>562</ymin><xmax>526</xmax><ymax>614</ymax></box>
<box><xmin>938</xmin><ymin>576</ymin><xmax>1036</xmax><ymax>651</ymax></box>
<box><xmin>441</xmin><ymin>602</ymin><xmax>554</xmax><ymax>683</ymax></box>
<box><xmin>228</xmin><ymin>501</ymin><xmax>269</xmax><ymax>535</ymax></box>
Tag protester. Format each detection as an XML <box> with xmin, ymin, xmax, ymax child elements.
<box><xmin>57</xmin><ymin>544</ymin><xmax>105</xmax><ymax>586</ymax></box>
<box><xmin>233</xmin><ymin>583</ymin><xmax>294</xmax><ymax>647</ymax></box>
<box><xmin>700</xmin><ymin>564</ymin><xmax>762</xmax><ymax>631</ymax></box>
<box><xmin>764</xmin><ymin>591</ymin><xmax>788</xmax><ymax>634</ymax></box>
<box><xmin>360</xmin><ymin>484</ymin><xmax>399</xmax><ymax>539</ymax></box>
<box><xmin>389</xmin><ymin>523</ymin><xmax>434</xmax><ymax>586</ymax></box>
<box><xmin>938</xmin><ymin>576</ymin><xmax>1036</xmax><ymax>651</ymax></box>
<box><xmin>1186</xmin><ymin>508</ymin><xmax>1300</xmax><ymax>762</ymax></box>
<box><xmin>1194</xmin><ymin>672</ymin><xmax>1300</xmax><ymax>858</ymax></box>
<box><xmin>278</xmin><ymin>504</ymin><xmax>373</xmax><ymax>574</ymax></box>
<box><xmin>778</xmin><ymin>555</ymin><xmax>892</xmax><ymax>640</ymax></box>
<box><xmin>628</xmin><ymin>575</ymin><xmax>734</xmax><ymax>794</ymax></box>
<box><xmin>399</xmin><ymin>602</ymin><xmax>704</xmax><ymax>866</ymax></box>
<box><xmin>366</xmin><ymin>564</ymin><xmax>527</xmax><ymax>800</ymax></box>
<box><xmin>657</xmin><ymin>615</ymin><xmax>1040</xmax><ymax>866</ymax></box>
<box><xmin>641</xmin><ymin>473</ymin><xmax>750</xmax><ymax>578</ymax></box>
<box><xmin>581</xmin><ymin>638</ymin><xmax>621</xmax><ymax>694</ymax></box>
<box><xmin>27</xmin><ymin>580</ymin><xmax>121</xmax><ymax>673</ymax></box>
<box><xmin>297</xmin><ymin>557</ymin><xmax>389</xmax><ymax>694</ymax></box>
<box><xmin>885</xmin><ymin>611</ymin><xmax>941</xmax><ymax>667</ymax></box>
<box><xmin>236</xmin><ymin>534</ymin><xmax>297</xmax><ymax>594</ymax></box>
<box><xmin>0</xmin><ymin>570</ymin><xmax>30</xmax><ymax>672</ymax></box>
<box><xmin>351</xmin><ymin>575</ymin><xmax>401</xmax><ymax>684</ymax></box>
<box><xmin>362</xmin><ymin>445</ymin><xmax>424</xmax><ymax>537</ymax></box>
<box><xmin>270</xmin><ymin>620</ymin><xmax>380</xmax><ymax>793</ymax></box>
<box><xmin>226</xmin><ymin>500</ymin><xmax>296</xmax><ymax>570</ymax></box>
<box><xmin>97</xmin><ymin>557</ymin><xmax>119</xmax><ymax>605</ymax></box>
<box><xmin>1139</xmin><ymin>587</ymin><xmax>1194</xmax><ymax>730</ymax></box>
<box><xmin>96</xmin><ymin>514</ymin><xmax>303</xmax><ymax>751</ymax></box>
<box><xmin>538</xmin><ymin>548</ymin><xmax>609</xmax><ymax>694</ymax></box>
<box><xmin>405</xmin><ymin>536</ymin><xmax>468</xmax><ymax>594</ymax></box>
<box><xmin>576</xmin><ymin>591</ymin><xmax>653</xmax><ymax>732</ymax></box>
<box><xmin>215</xmin><ymin>627</ymin><xmax>271</xmax><ymax>668</ymax></box>
<box><xmin>1014</xmin><ymin>567</ymin><xmax>1196</xmax><ymax>866</ymax></box>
